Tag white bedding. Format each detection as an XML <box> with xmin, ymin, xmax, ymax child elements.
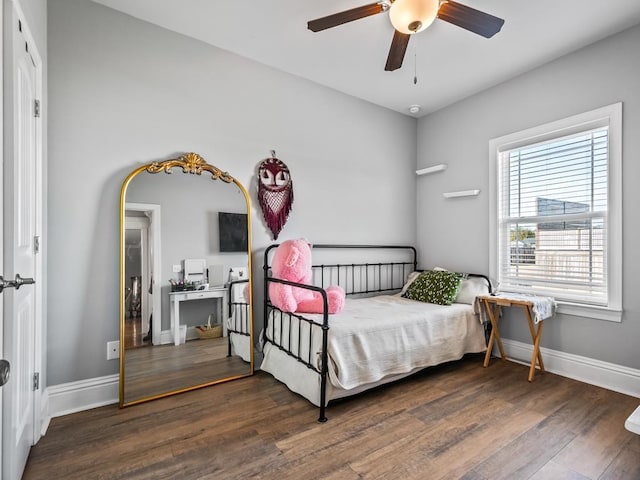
<box><xmin>226</xmin><ymin>313</ymin><xmax>252</xmax><ymax>363</ymax></box>
<box><xmin>228</xmin><ymin>332</ymin><xmax>251</xmax><ymax>362</ymax></box>
<box><xmin>261</xmin><ymin>295</ymin><xmax>486</xmax><ymax>404</ymax></box>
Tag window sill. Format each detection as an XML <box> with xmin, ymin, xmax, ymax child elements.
<box><xmin>556</xmin><ymin>301</ymin><xmax>622</xmax><ymax>322</ymax></box>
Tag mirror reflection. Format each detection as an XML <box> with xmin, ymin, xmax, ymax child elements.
<box><xmin>120</xmin><ymin>153</ymin><xmax>253</xmax><ymax>406</ymax></box>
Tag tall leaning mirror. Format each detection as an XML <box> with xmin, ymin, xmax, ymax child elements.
<box><xmin>119</xmin><ymin>152</ymin><xmax>253</xmax><ymax>407</ymax></box>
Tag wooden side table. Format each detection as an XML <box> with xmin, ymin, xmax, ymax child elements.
<box><xmin>478</xmin><ymin>294</ymin><xmax>546</xmax><ymax>382</ymax></box>
<box><xmin>169</xmin><ymin>287</ymin><xmax>228</xmax><ymax>346</ymax></box>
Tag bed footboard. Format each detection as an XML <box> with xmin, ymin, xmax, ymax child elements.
<box><xmin>227</xmin><ymin>279</ymin><xmax>251</xmax><ymax>358</ymax></box>
<box><xmin>264</xmin><ymin>277</ymin><xmax>330</xmax><ymax>422</ymax></box>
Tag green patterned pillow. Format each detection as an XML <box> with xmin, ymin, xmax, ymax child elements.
<box><xmin>401</xmin><ymin>270</ymin><xmax>463</xmax><ymax>305</ymax></box>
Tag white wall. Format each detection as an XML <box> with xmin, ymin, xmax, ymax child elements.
<box><xmin>416</xmin><ymin>24</ymin><xmax>640</xmax><ymax>369</ymax></box>
<box><xmin>47</xmin><ymin>0</ymin><xmax>417</xmax><ymax>385</ymax></box>
<box><xmin>15</xmin><ymin>0</ymin><xmax>46</xmax><ymax>49</ymax></box>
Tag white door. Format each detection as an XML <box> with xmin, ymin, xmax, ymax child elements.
<box><xmin>2</xmin><ymin>5</ymin><xmax>38</xmax><ymax>479</ymax></box>
<box><xmin>0</xmin><ymin>2</ymin><xmax>5</xmax><ymax>473</ymax></box>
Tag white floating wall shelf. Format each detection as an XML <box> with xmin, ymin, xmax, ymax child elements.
<box><xmin>442</xmin><ymin>189</ymin><xmax>480</xmax><ymax>198</ymax></box>
<box><xmin>416</xmin><ymin>164</ymin><xmax>447</xmax><ymax>176</ymax></box>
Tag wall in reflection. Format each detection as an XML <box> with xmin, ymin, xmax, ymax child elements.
<box><xmin>126</xmin><ymin>171</ymin><xmax>248</xmax><ymax>332</ymax></box>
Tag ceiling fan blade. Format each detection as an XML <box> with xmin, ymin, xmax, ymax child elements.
<box><xmin>308</xmin><ymin>2</ymin><xmax>387</xmax><ymax>32</ymax></box>
<box><xmin>437</xmin><ymin>0</ymin><xmax>504</xmax><ymax>38</ymax></box>
<box><xmin>385</xmin><ymin>30</ymin><xmax>410</xmax><ymax>71</ymax></box>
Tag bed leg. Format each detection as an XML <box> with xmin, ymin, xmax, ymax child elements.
<box><xmin>318</xmin><ymin>405</ymin><xmax>327</xmax><ymax>423</ymax></box>
<box><xmin>319</xmin><ymin>313</ymin><xmax>329</xmax><ymax>423</ymax></box>
<box><xmin>318</xmin><ymin>371</ymin><xmax>328</xmax><ymax>423</ymax></box>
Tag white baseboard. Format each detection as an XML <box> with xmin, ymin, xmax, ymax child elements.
<box><xmin>47</xmin><ymin>374</ymin><xmax>119</xmax><ymax>420</ymax></box>
<box><xmin>39</xmin><ymin>390</ymin><xmax>51</xmax><ymax>438</ymax></box>
<box><xmin>500</xmin><ymin>339</ymin><xmax>640</xmax><ymax>398</ymax></box>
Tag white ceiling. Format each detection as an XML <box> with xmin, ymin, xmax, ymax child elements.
<box><xmin>91</xmin><ymin>0</ymin><xmax>640</xmax><ymax>117</ymax></box>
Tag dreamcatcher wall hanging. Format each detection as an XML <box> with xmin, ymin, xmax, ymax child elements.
<box><xmin>257</xmin><ymin>151</ymin><xmax>294</xmax><ymax>240</ymax></box>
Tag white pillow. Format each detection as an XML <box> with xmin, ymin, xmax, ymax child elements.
<box><xmin>455</xmin><ymin>276</ymin><xmax>490</xmax><ymax>304</ymax></box>
<box><xmin>399</xmin><ymin>271</ymin><xmax>421</xmax><ymax>296</ymax></box>
<box><xmin>433</xmin><ymin>266</ymin><xmax>489</xmax><ymax>304</ymax></box>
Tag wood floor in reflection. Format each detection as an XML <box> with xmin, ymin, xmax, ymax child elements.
<box><xmin>124</xmin><ymin>315</ymin><xmax>150</xmax><ymax>349</ymax></box>
<box><xmin>24</xmin><ymin>355</ymin><xmax>640</xmax><ymax>480</ymax></box>
<box><xmin>123</xmin><ymin>336</ymin><xmax>250</xmax><ymax>404</ymax></box>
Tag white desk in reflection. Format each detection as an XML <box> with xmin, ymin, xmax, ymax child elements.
<box><xmin>168</xmin><ymin>286</ymin><xmax>228</xmax><ymax>346</ymax></box>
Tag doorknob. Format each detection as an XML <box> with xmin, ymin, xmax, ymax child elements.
<box><xmin>0</xmin><ymin>274</ymin><xmax>36</xmax><ymax>293</ymax></box>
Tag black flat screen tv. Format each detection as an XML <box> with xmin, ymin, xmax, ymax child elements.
<box><xmin>218</xmin><ymin>212</ymin><xmax>248</xmax><ymax>252</ymax></box>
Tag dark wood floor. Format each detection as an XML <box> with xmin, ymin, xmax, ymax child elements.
<box><xmin>24</xmin><ymin>355</ymin><xmax>640</xmax><ymax>479</ymax></box>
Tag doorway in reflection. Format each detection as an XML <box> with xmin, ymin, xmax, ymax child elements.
<box><xmin>124</xmin><ymin>217</ymin><xmax>148</xmax><ymax>348</ymax></box>
<box><xmin>124</xmin><ymin>204</ymin><xmax>160</xmax><ymax>348</ymax></box>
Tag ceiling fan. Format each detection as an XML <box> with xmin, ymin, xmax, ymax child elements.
<box><xmin>307</xmin><ymin>0</ymin><xmax>505</xmax><ymax>71</ymax></box>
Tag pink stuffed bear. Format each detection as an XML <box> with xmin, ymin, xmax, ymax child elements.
<box><xmin>269</xmin><ymin>239</ymin><xmax>345</xmax><ymax>314</ymax></box>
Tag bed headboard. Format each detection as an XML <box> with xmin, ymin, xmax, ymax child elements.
<box><xmin>264</xmin><ymin>244</ymin><xmax>418</xmax><ymax>296</ymax></box>
<box><xmin>465</xmin><ymin>273</ymin><xmax>493</xmax><ymax>294</ymax></box>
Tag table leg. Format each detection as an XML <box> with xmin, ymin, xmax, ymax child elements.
<box><xmin>525</xmin><ymin>306</ymin><xmax>545</xmax><ymax>381</ymax></box>
<box><xmin>535</xmin><ymin>321</ymin><xmax>545</xmax><ymax>372</ymax></box>
<box><xmin>172</xmin><ymin>298</ymin><xmax>180</xmax><ymax>346</ymax></box>
<box><xmin>483</xmin><ymin>300</ymin><xmax>506</xmax><ymax>367</ymax></box>
<box><xmin>528</xmin><ymin>320</ymin><xmax>545</xmax><ymax>382</ymax></box>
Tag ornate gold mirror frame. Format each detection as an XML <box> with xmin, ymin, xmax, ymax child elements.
<box><xmin>119</xmin><ymin>152</ymin><xmax>254</xmax><ymax>407</ymax></box>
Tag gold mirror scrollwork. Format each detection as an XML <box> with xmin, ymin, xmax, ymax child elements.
<box><xmin>119</xmin><ymin>152</ymin><xmax>254</xmax><ymax>407</ymax></box>
<box><xmin>146</xmin><ymin>152</ymin><xmax>234</xmax><ymax>182</ymax></box>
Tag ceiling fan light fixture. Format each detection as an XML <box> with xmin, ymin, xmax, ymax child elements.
<box><xmin>389</xmin><ymin>0</ymin><xmax>439</xmax><ymax>34</ymax></box>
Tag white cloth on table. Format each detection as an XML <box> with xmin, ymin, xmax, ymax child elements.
<box><xmin>489</xmin><ymin>292</ymin><xmax>556</xmax><ymax>323</ymax></box>
<box><xmin>473</xmin><ymin>296</ymin><xmax>489</xmax><ymax>324</ymax></box>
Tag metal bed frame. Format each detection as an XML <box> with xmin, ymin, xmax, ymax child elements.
<box><xmin>227</xmin><ymin>279</ymin><xmax>251</xmax><ymax>357</ymax></box>
<box><xmin>263</xmin><ymin>244</ymin><xmax>491</xmax><ymax>422</ymax></box>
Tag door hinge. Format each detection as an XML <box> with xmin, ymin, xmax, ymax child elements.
<box><xmin>34</xmin><ymin>235</ymin><xmax>40</xmax><ymax>254</ymax></box>
<box><xmin>34</xmin><ymin>99</ymin><xmax>40</xmax><ymax>118</ymax></box>
<box><xmin>33</xmin><ymin>372</ymin><xmax>40</xmax><ymax>391</ymax></box>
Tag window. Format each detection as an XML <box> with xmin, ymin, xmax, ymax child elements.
<box><xmin>489</xmin><ymin>103</ymin><xmax>622</xmax><ymax>321</ymax></box>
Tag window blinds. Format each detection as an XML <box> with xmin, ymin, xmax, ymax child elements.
<box><xmin>497</xmin><ymin>127</ymin><xmax>609</xmax><ymax>304</ymax></box>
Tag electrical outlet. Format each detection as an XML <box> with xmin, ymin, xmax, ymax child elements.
<box><xmin>172</xmin><ymin>264</ymin><xmax>182</xmax><ymax>273</ymax></box>
<box><xmin>107</xmin><ymin>340</ymin><xmax>119</xmax><ymax>360</ymax></box>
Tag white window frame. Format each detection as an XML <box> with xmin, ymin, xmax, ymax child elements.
<box><xmin>489</xmin><ymin>103</ymin><xmax>622</xmax><ymax>322</ymax></box>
